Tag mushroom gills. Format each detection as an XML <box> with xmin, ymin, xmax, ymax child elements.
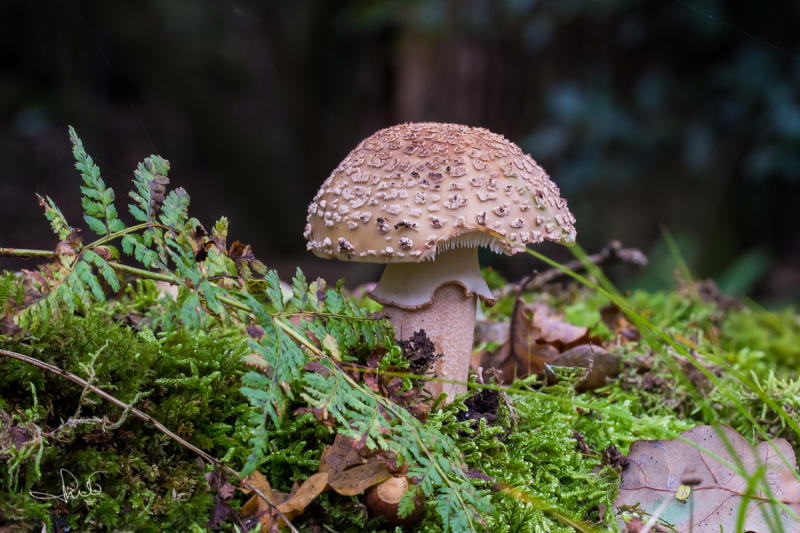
<box><xmin>431</xmin><ymin>232</ymin><xmax>509</xmax><ymax>258</ymax></box>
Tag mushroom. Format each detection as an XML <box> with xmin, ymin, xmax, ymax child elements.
<box><xmin>304</xmin><ymin>123</ymin><xmax>576</xmax><ymax>400</ymax></box>
<box><xmin>364</xmin><ymin>476</ymin><xmax>426</xmax><ymax>526</ymax></box>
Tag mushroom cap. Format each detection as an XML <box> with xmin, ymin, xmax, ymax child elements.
<box><xmin>305</xmin><ymin>122</ymin><xmax>576</xmax><ymax>263</ymax></box>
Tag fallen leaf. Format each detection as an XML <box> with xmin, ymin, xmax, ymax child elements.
<box><xmin>623</xmin><ymin>515</ymin><xmax>670</xmax><ymax>533</ymax></box>
<box><xmin>328</xmin><ymin>463</ymin><xmax>392</xmax><ymax>496</ymax></box>
<box><xmin>240</xmin><ymin>471</ymin><xmax>278</xmax><ymax>519</ymax></box>
<box><xmin>319</xmin><ymin>433</ymin><xmax>364</xmax><ymax>483</ymax></box>
<box><xmin>533</xmin><ymin>311</ymin><xmax>592</xmax><ymax>350</ymax></box>
<box><xmin>474</xmin><ymin>299</ymin><xmax>602</xmax><ymax>384</ymax></box>
<box><xmin>474</xmin><ymin>320</ymin><xmax>510</xmax><ymax>345</ymax></box>
<box><xmin>615</xmin><ymin>424</ymin><xmax>800</xmax><ymax>533</ymax></box>
<box><xmin>550</xmin><ymin>344</ymin><xmax>621</xmax><ymax>392</ymax></box>
<box><xmin>241</xmin><ymin>471</ymin><xmax>326</xmax><ymax>531</ymax></box>
<box><xmin>276</xmin><ymin>473</ymin><xmax>328</xmax><ymax>522</ymax></box>
<box><xmin>318</xmin><ymin>433</ymin><xmax>396</xmax><ymax>496</ymax></box>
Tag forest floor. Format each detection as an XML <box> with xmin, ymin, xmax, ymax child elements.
<box><xmin>3</xmin><ymin>251</ymin><xmax>799</xmax><ymax>533</ymax></box>
<box><xmin>2</xmin><ymin>129</ymin><xmax>800</xmax><ymax>532</ymax></box>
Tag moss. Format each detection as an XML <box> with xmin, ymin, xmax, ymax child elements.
<box><xmin>1</xmin><ymin>284</ymin><xmax>254</xmax><ymax>531</ymax></box>
<box><xmin>3</xmin><ymin>266</ymin><xmax>800</xmax><ymax>532</ymax></box>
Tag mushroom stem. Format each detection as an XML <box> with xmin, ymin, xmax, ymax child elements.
<box><xmin>383</xmin><ymin>284</ymin><xmax>476</xmax><ymax>400</ymax></box>
<box><xmin>372</xmin><ymin>246</ymin><xmax>492</xmax><ymax>401</ymax></box>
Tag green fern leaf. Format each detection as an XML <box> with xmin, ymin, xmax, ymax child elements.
<box><xmin>159</xmin><ymin>187</ymin><xmax>190</xmax><ymax>231</ymax></box>
<box><xmin>36</xmin><ymin>194</ymin><xmax>72</xmax><ymax>240</ymax></box>
<box><xmin>129</xmin><ymin>156</ymin><xmax>170</xmax><ymax>224</ymax></box>
<box><xmin>75</xmin><ymin>260</ymin><xmax>104</xmax><ymax>302</ymax></box>
<box><xmin>265</xmin><ymin>271</ymin><xmax>284</xmax><ymax>311</ymax></box>
<box><xmin>290</xmin><ymin>268</ymin><xmax>308</xmax><ymax>311</ymax></box>
<box><xmin>121</xmin><ymin>235</ymin><xmax>161</xmax><ymax>269</ymax></box>
<box><xmin>70</xmin><ymin>126</ymin><xmax>125</xmax><ymax>236</ymax></box>
<box><xmin>83</xmin><ymin>249</ymin><xmax>120</xmax><ymax>292</ymax></box>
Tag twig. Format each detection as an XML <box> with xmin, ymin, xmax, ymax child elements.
<box><xmin>0</xmin><ymin>248</ymin><xmax>55</xmax><ymax>259</ymax></box>
<box><xmin>0</xmin><ymin>347</ymin><xmax>299</xmax><ymax>533</ymax></box>
<box><xmin>0</xmin><ymin>247</ymin><xmax>175</xmax><ymax>283</ymax></box>
<box><xmin>493</xmin><ymin>240</ymin><xmax>648</xmax><ymax>298</ymax></box>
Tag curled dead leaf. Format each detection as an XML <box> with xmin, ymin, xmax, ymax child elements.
<box><xmin>228</xmin><ymin>241</ymin><xmax>267</xmax><ymax>280</ymax></box>
<box><xmin>276</xmin><ymin>473</ymin><xmax>328</xmax><ymax>522</ymax></box>
<box><xmin>318</xmin><ymin>433</ymin><xmax>397</xmax><ymax>496</ymax></box>
<box><xmin>240</xmin><ymin>471</ymin><xmax>327</xmax><ymax>531</ymax></box>
<box><xmin>550</xmin><ymin>344</ymin><xmax>621</xmax><ymax>392</ymax></box>
<box><xmin>54</xmin><ymin>229</ymin><xmax>82</xmax><ymax>259</ymax></box>
<box><xmin>473</xmin><ymin>299</ymin><xmax>603</xmax><ymax>385</ymax></box>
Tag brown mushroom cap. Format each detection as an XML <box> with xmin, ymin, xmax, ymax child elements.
<box><xmin>304</xmin><ymin>122</ymin><xmax>576</xmax><ymax>263</ymax></box>
<box><xmin>363</xmin><ymin>476</ymin><xmax>426</xmax><ymax>526</ymax></box>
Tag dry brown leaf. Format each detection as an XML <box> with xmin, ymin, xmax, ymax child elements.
<box><xmin>228</xmin><ymin>241</ymin><xmax>267</xmax><ymax>279</ymax></box>
<box><xmin>319</xmin><ymin>433</ymin><xmax>397</xmax><ymax>496</ymax></box>
<box><xmin>319</xmin><ymin>433</ymin><xmax>364</xmax><ymax>484</ymax></box>
<box><xmin>474</xmin><ymin>298</ymin><xmax>603</xmax><ymax>384</ymax></box>
<box><xmin>240</xmin><ymin>471</ymin><xmax>277</xmax><ymax>521</ymax></box>
<box><xmin>241</xmin><ymin>471</ymin><xmax>327</xmax><ymax>531</ymax></box>
<box><xmin>615</xmin><ymin>424</ymin><xmax>800</xmax><ymax>533</ymax></box>
<box><xmin>474</xmin><ymin>320</ymin><xmax>510</xmax><ymax>345</ymax></box>
<box><xmin>533</xmin><ymin>314</ymin><xmax>591</xmax><ymax>351</ymax></box>
<box><xmin>508</xmin><ymin>301</ymin><xmax>562</xmax><ymax>377</ymax></box>
<box><xmin>550</xmin><ymin>344</ymin><xmax>620</xmax><ymax>392</ymax></box>
<box><xmin>276</xmin><ymin>473</ymin><xmax>328</xmax><ymax>522</ymax></box>
<box><xmin>329</xmin><ymin>462</ymin><xmax>392</xmax><ymax>496</ymax></box>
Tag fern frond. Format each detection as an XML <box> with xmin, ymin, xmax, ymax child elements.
<box><xmin>83</xmin><ymin>249</ymin><xmax>120</xmax><ymax>292</ymax></box>
<box><xmin>290</xmin><ymin>269</ymin><xmax>308</xmax><ymax>311</ymax></box>
<box><xmin>69</xmin><ymin>127</ymin><xmax>125</xmax><ymax>236</ymax></box>
<box><xmin>36</xmin><ymin>195</ymin><xmax>72</xmax><ymax>240</ymax></box>
<box><xmin>129</xmin><ymin>156</ymin><xmax>170</xmax><ymax>224</ymax></box>
<box><xmin>159</xmin><ymin>188</ymin><xmax>190</xmax><ymax>231</ymax></box>
<box><xmin>16</xmin><ymin>257</ymin><xmax>107</xmax><ymax>333</ymax></box>
<box><xmin>229</xmin><ymin>241</ymin><xmax>267</xmax><ymax>280</ymax></box>
<box><xmin>121</xmin><ymin>235</ymin><xmax>161</xmax><ymax>269</ymax></box>
<box><xmin>0</xmin><ymin>271</ymin><xmax>14</xmax><ymax>305</ymax></box>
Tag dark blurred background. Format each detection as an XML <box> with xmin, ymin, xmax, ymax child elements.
<box><xmin>1</xmin><ymin>0</ymin><xmax>799</xmax><ymax>306</ymax></box>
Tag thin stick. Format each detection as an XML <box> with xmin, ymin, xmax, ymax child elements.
<box><xmin>0</xmin><ymin>347</ymin><xmax>299</xmax><ymax>533</ymax></box>
<box><xmin>0</xmin><ymin>248</ymin><xmax>55</xmax><ymax>259</ymax></box>
<box><xmin>493</xmin><ymin>240</ymin><xmax>648</xmax><ymax>298</ymax></box>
